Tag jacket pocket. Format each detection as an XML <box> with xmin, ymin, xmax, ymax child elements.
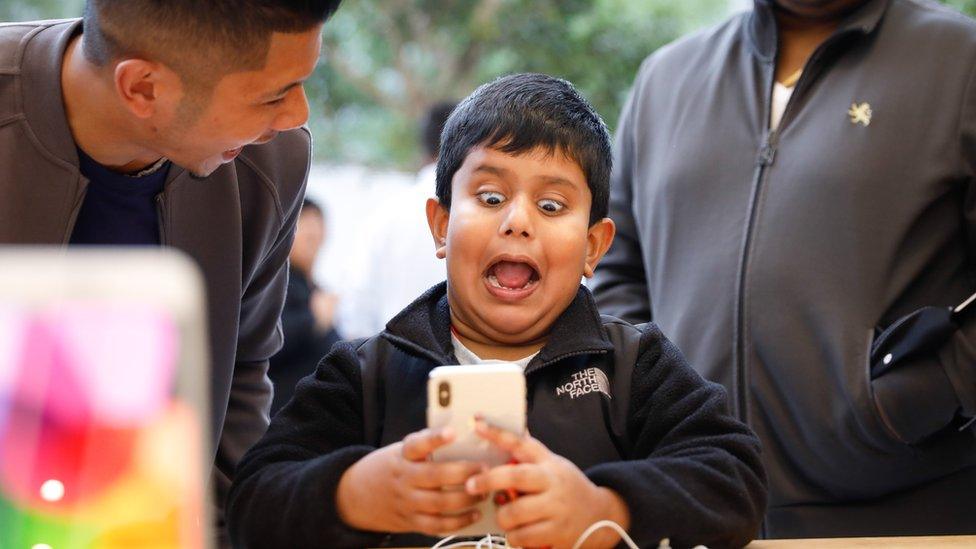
<box><xmin>860</xmin><ymin>328</ymin><xmax>912</xmax><ymax>449</ymax></box>
<box><xmin>865</xmin><ymin>327</ymin><xmax>960</xmax><ymax>445</ymax></box>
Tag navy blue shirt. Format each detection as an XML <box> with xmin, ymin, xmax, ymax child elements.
<box><xmin>70</xmin><ymin>149</ymin><xmax>171</xmax><ymax>245</ymax></box>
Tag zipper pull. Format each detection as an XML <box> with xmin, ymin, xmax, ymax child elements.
<box><xmin>757</xmin><ymin>137</ymin><xmax>777</xmax><ymax>167</ymax></box>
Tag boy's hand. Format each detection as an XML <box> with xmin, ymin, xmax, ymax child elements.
<box><xmin>336</xmin><ymin>427</ymin><xmax>485</xmax><ymax>535</ymax></box>
<box><xmin>465</xmin><ymin>421</ymin><xmax>631</xmax><ymax>549</ymax></box>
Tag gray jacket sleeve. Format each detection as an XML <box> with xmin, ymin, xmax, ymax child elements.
<box><xmin>590</xmin><ymin>61</ymin><xmax>653</xmax><ymax>324</ymax></box>
<box><xmin>940</xmin><ymin>55</ymin><xmax>976</xmax><ymax>425</ymax></box>
<box><xmin>870</xmin><ymin>57</ymin><xmax>976</xmax><ymax>444</ymax></box>
<box><xmin>213</xmin><ymin>134</ymin><xmax>312</xmax><ymax>538</ymax></box>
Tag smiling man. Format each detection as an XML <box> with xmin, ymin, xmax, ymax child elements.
<box><xmin>0</xmin><ymin>0</ymin><xmax>341</xmax><ymax>541</ymax></box>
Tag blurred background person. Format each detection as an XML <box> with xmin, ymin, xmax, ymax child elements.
<box><xmin>269</xmin><ymin>199</ymin><xmax>341</xmax><ymax>414</ymax></box>
<box><xmin>336</xmin><ymin>102</ymin><xmax>457</xmax><ymax>338</ymax></box>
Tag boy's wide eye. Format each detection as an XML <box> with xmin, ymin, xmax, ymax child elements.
<box><xmin>538</xmin><ymin>199</ymin><xmax>565</xmax><ymax>213</ymax></box>
<box><xmin>477</xmin><ymin>191</ymin><xmax>506</xmax><ymax>206</ymax></box>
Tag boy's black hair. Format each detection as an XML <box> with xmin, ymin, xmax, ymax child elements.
<box><xmin>435</xmin><ymin>73</ymin><xmax>611</xmax><ymax>225</ymax></box>
<box><xmin>83</xmin><ymin>0</ymin><xmax>342</xmax><ymax>91</ymax></box>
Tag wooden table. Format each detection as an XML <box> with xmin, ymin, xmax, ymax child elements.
<box><xmin>391</xmin><ymin>536</ymin><xmax>976</xmax><ymax>548</ymax></box>
<box><xmin>746</xmin><ymin>536</ymin><xmax>976</xmax><ymax>548</ymax></box>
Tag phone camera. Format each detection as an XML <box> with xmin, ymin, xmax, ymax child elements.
<box><xmin>438</xmin><ymin>381</ymin><xmax>451</xmax><ymax>407</ymax></box>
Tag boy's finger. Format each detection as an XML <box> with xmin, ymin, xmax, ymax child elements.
<box><xmin>406</xmin><ymin>460</ymin><xmax>485</xmax><ymax>489</ymax></box>
<box><xmin>401</xmin><ymin>427</ymin><xmax>456</xmax><ymax>461</ymax></box>
<box><xmin>474</xmin><ymin>420</ymin><xmax>547</xmax><ymax>463</ymax></box>
<box><xmin>411</xmin><ymin>510</ymin><xmax>481</xmax><ymax>537</ymax></box>
<box><xmin>504</xmin><ymin>519</ymin><xmax>558</xmax><ymax>549</ymax></box>
<box><xmin>465</xmin><ymin>463</ymin><xmax>548</xmax><ymax>495</ymax></box>
<box><xmin>406</xmin><ymin>486</ymin><xmax>483</xmax><ymax>515</ymax></box>
<box><xmin>494</xmin><ymin>493</ymin><xmax>550</xmax><ymax>531</ymax></box>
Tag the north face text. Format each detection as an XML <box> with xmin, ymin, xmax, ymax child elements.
<box><xmin>556</xmin><ymin>367</ymin><xmax>611</xmax><ymax>399</ymax></box>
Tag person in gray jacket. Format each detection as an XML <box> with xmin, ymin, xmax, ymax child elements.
<box><xmin>591</xmin><ymin>0</ymin><xmax>976</xmax><ymax>538</ymax></box>
<box><xmin>0</xmin><ymin>0</ymin><xmax>341</xmax><ymax>540</ymax></box>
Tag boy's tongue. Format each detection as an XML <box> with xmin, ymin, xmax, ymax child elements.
<box><xmin>492</xmin><ymin>261</ymin><xmax>534</xmax><ymax>289</ymax></box>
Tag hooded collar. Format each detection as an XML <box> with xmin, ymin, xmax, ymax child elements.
<box><xmin>747</xmin><ymin>0</ymin><xmax>891</xmax><ymax>62</ymax></box>
<box><xmin>381</xmin><ymin>282</ymin><xmax>615</xmax><ymax>374</ymax></box>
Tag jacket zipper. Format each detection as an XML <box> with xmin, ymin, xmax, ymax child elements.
<box><xmin>733</xmin><ymin>32</ymin><xmax>852</xmax><ymax>422</ymax></box>
<box><xmin>734</xmin><ymin>135</ymin><xmax>774</xmax><ymax>423</ymax></box>
<box><xmin>530</xmin><ymin>348</ymin><xmax>610</xmax><ymax>375</ymax></box>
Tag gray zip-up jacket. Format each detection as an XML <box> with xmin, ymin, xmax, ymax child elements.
<box><xmin>0</xmin><ymin>19</ymin><xmax>310</xmax><ymax>529</ymax></box>
<box><xmin>592</xmin><ymin>0</ymin><xmax>976</xmax><ymax>538</ymax></box>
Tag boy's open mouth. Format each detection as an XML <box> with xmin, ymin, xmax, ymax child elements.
<box><xmin>484</xmin><ymin>258</ymin><xmax>541</xmax><ymax>299</ymax></box>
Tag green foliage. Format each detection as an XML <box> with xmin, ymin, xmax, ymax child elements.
<box><xmin>314</xmin><ymin>0</ymin><xmax>728</xmax><ymax>168</ymax></box>
<box><xmin>0</xmin><ymin>0</ymin><xmax>83</xmax><ymax>21</ymax></box>
<box><xmin>9</xmin><ymin>0</ymin><xmax>974</xmax><ymax>169</ymax></box>
<box><xmin>945</xmin><ymin>0</ymin><xmax>976</xmax><ymax>16</ymax></box>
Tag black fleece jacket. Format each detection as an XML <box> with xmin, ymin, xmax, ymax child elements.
<box><xmin>227</xmin><ymin>283</ymin><xmax>767</xmax><ymax>548</ymax></box>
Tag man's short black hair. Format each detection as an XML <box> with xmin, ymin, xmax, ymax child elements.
<box><xmin>421</xmin><ymin>101</ymin><xmax>458</xmax><ymax>161</ymax></box>
<box><xmin>82</xmin><ymin>0</ymin><xmax>341</xmax><ymax>90</ymax></box>
<box><xmin>435</xmin><ymin>73</ymin><xmax>611</xmax><ymax>226</ymax></box>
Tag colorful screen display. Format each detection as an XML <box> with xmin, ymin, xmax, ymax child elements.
<box><xmin>0</xmin><ymin>303</ymin><xmax>205</xmax><ymax>549</ymax></box>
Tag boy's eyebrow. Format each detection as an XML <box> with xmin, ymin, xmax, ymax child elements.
<box><xmin>473</xmin><ymin>165</ymin><xmax>512</xmax><ymax>178</ymax></box>
<box><xmin>473</xmin><ymin>165</ymin><xmax>581</xmax><ymax>189</ymax></box>
<box><xmin>535</xmin><ymin>175</ymin><xmax>579</xmax><ymax>189</ymax></box>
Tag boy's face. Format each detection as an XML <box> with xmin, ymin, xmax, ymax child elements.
<box><xmin>427</xmin><ymin>145</ymin><xmax>615</xmax><ymax>346</ymax></box>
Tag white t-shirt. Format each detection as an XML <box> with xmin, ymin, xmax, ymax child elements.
<box><xmin>451</xmin><ymin>332</ymin><xmax>537</xmax><ymax>370</ymax></box>
<box><xmin>769</xmin><ymin>81</ymin><xmax>795</xmax><ymax>131</ymax></box>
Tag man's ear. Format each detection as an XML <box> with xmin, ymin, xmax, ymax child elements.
<box><xmin>114</xmin><ymin>59</ymin><xmax>180</xmax><ymax>119</ymax></box>
<box><xmin>426</xmin><ymin>197</ymin><xmax>450</xmax><ymax>259</ymax></box>
<box><xmin>583</xmin><ymin>217</ymin><xmax>616</xmax><ymax>278</ymax></box>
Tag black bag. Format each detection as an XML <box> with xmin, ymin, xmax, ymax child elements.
<box><xmin>870</xmin><ymin>291</ymin><xmax>976</xmax><ymax>378</ymax></box>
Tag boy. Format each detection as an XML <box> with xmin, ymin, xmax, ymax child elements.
<box><xmin>227</xmin><ymin>73</ymin><xmax>767</xmax><ymax>548</ymax></box>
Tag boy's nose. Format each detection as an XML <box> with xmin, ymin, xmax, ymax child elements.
<box><xmin>499</xmin><ymin>199</ymin><xmax>533</xmax><ymax>238</ymax></box>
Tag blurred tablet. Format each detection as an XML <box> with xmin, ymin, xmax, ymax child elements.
<box><xmin>0</xmin><ymin>248</ymin><xmax>210</xmax><ymax>549</ymax></box>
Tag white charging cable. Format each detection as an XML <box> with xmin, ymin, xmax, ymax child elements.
<box><xmin>431</xmin><ymin>520</ymin><xmax>644</xmax><ymax>549</ymax></box>
<box><xmin>571</xmin><ymin>520</ymin><xmax>640</xmax><ymax>549</ymax></box>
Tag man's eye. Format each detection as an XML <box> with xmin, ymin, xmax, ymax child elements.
<box><xmin>477</xmin><ymin>191</ymin><xmax>506</xmax><ymax>206</ymax></box>
<box><xmin>265</xmin><ymin>97</ymin><xmax>286</xmax><ymax>106</ymax></box>
<box><xmin>538</xmin><ymin>199</ymin><xmax>565</xmax><ymax>213</ymax></box>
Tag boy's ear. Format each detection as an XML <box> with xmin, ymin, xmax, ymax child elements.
<box><xmin>426</xmin><ymin>197</ymin><xmax>449</xmax><ymax>259</ymax></box>
<box><xmin>583</xmin><ymin>218</ymin><xmax>616</xmax><ymax>278</ymax></box>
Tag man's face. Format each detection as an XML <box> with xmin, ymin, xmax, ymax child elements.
<box><xmin>436</xmin><ymin>145</ymin><xmax>597</xmax><ymax>345</ymax></box>
<box><xmin>773</xmin><ymin>0</ymin><xmax>871</xmax><ymax>20</ymax></box>
<box><xmin>156</xmin><ymin>26</ymin><xmax>323</xmax><ymax>177</ymax></box>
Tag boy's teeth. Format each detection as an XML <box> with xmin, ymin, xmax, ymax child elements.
<box><xmin>488</xmin><ymin>274</ymin><xmax>533</xmax><ymax>290</ymax></box>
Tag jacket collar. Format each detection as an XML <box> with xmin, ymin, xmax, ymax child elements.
<box><xmin>381</xmin><ymin>282</ymin><xmax>615</xmax><ymax>373</ymax></box>
<box><xmin>19</xmin><ymin>19</ymin><xmax>198</xmax><ymax>191</ymax></box>
<box><xmin>747</xmin><ymin>0</ymin><xmax>891</xmax><ymax>62</ymax></box>
<box><xmin>20</xmin><ymin>19</ymin><xmax>84</xmax><ymax>169</ymax></box>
